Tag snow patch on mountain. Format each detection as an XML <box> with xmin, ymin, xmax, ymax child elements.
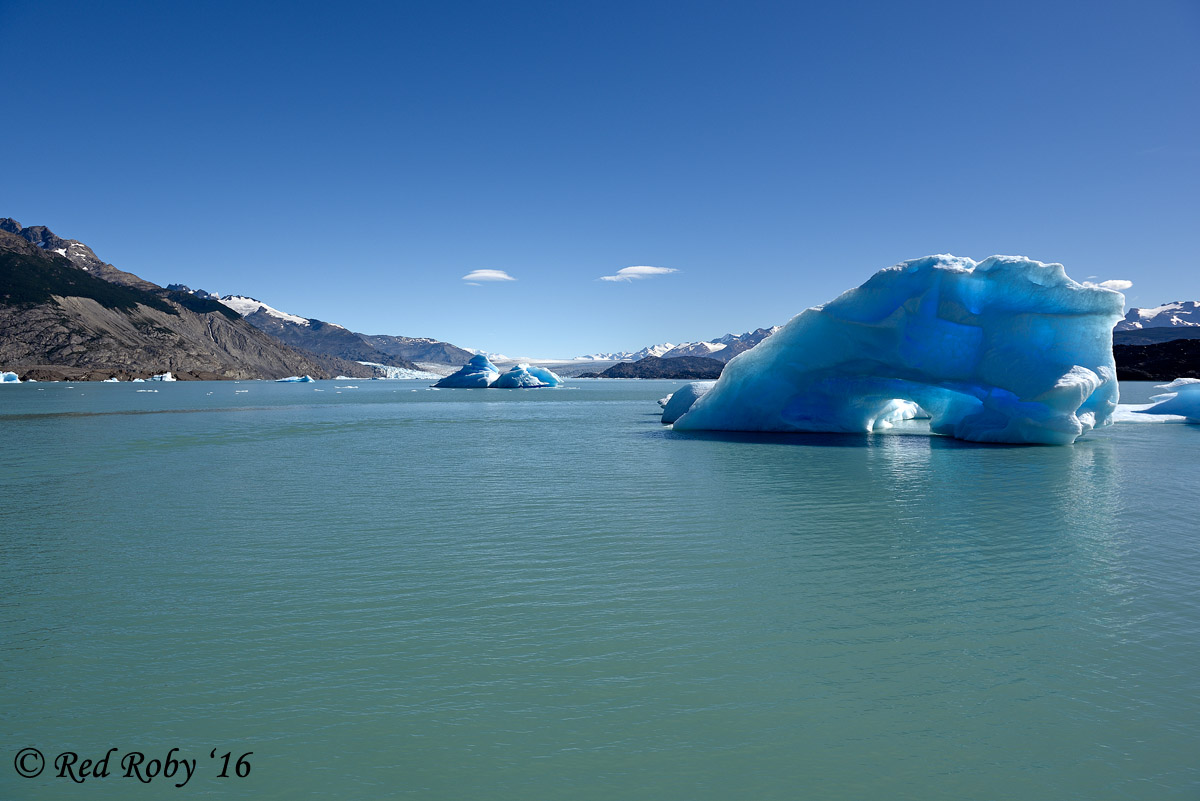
<box><xmin>1115</xmin><ymin>301</ymin><xmax>1200</xmax><ymax>331</ymax></box>
<box><xmin>219</xmin><ymin>295</ymin><xmax>313</xmax><ymax>326</ymax></box>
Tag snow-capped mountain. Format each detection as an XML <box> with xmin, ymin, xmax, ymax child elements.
<box><xmin>574</xmin><ymin>327</ymin><xmax>782</xmax><ymax>363</ymax></box>
<box><xmin>208</xmin><ymin>292</ymin><xmax>470</xmax><ymax>367</ymax></box>
<box><xmin>218</xmin><ymin>295</ymin><xmax>341</xmax><ymax>328</ymax></box>
<box><xmin>1115</xmin><ymin>301</ymin><xmax>1200</xmax><ymax>331</ymax></box>
<box><xmin>660</xmin><ymin>341</ymin><xmax>727</xmax><ymax>359</ymax></box>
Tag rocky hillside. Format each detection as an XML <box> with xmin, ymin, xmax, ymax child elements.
<box><xmin>579</xmin><ymin>356</ymin><xmax>725</xmax><ymax>379</ymax></box>
<box><xmin>1114</xmin><ymin>339</ymin><xmax>1200</xmax><ymax>381</ymax></box>
<box><xmin>1113</xmin><ymin>327</ymin><xmax>1200</xmax><ymax>346</ymax></box>
<box><xmin>215</xmin><ymin>295</ymin><xmax>421</xmax><ymax>370</ymax></box>
<box><xmin>360</xmin><ymin>334</ymin><xmax>473</xmax><ymax>365</ymax></box>
<box><xmin>0</xmin><ymin>221</ymin><xmax>374</xmax><ymax>380</ymax></box>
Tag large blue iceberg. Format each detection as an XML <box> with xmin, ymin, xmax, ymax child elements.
<box><xmin>434</xmin><ymin>356</ymin><xmax>563</xmax><ymax>389</ymax></box>
<box><xmin>434</xmin><ymin>355</ymin><xmax>501</xmax><ymax>388</ymax></box>
<box><xmin>1136</xmin><ymin>378</ymin><xmax>1200</xmax><ymax>422</ymax></box>
<box><xmin>672</xmin><ymin>255</ymin><xmax>1124</xmax><ymax>445</ymax></box>
<box><xmin>494</xmin><ymin>364</ymin><xmax>564</xmax><ymax>388</ymax></box>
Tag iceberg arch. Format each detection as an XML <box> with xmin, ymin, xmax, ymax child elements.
<box><xmin>672</xmin><ymin>255</ymin><xmax>1124</xmax><ymax>445</ymax></box>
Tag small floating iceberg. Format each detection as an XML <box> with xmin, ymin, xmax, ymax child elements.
<box><xmin>1</xmin><ymin>371</ymin><xmax>20</xmax><ymax>384</ymax></box>
<box><xmin>276</xmin><ymin>375</ymin><xmax>315</xmax><ymax>383</ymax></box>
<box><xmin>103</xmin><ymin>377</ymin><xmax>120</xmax><ymax>382</ymax></box>
<box><xmin>131</xmin><ymin>378</ymin><xmax>146</xmax><ymax>383</ymax></box>
<box><xmin>434</xmin><ymin>355</ymin><xmax>502</xmax><ymax>388</ymax></box>
<box><xmin>494</xmin><ymin>363</ymin><xmax>564</xmax><ymax>388</ymax></box>
<box><xmin>149</xmin><ymin>372</ymin><xmax>177</xmax><ymax>382</ymax></box>
<box><xmin>1135</xmin><ymin>378</ymin><xmax>1200</xmax><ymax>422</ymax></box>
<box><xmin>661</xmin><ymin>382</ymin><xmax>716</xmax><ymax>424</ymax></box>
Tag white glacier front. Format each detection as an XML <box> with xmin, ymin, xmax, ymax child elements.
<box><xmin>672</xmin><ymin>255</ymin><xmax>1124</xmax><ymax>445</ymax></box>
<box><xmin>356</xmin><ymin>361</ymin><xmax>441</xmax><ymax>380</ymax></box>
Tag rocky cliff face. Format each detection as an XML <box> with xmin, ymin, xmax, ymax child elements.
<box><xmin>359</xmin><ymin>334</ymin><xmax>473</xmax><ymax>365</ymax></box>
<box><xmin>578</xmin><ymin>356</ymin><xmax>725</xmax><ymax>379</ymax></box>
<box><xmin>0</xmin><ymin>222</ymin><xmax>374</xmax><ymax>380</ymax></box>
<box><xmin>225</xmin><ymin>301</ymin><xmax>422</xmax><ymax>370</ymax></box>
<box><xmin>1114</xmin><ymin>339</ymin><xmax>1200</xmax><ymax>381</ymax></box>
<box><xmin>1</xmin><ymin>217</ymin><xmax>160</xmax><ymax>291</ymax></box>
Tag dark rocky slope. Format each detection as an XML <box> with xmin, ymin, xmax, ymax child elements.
<box><xmin>360</xmin><ymin>334</ymin><xmax>473</xmax><ymax>365</ymax></box>
<box><xmin>0</xmin><ymin>224</ymin><xmax>373</xmax><ymax>380</ymax></box>
<box><xmin>1114</xmin><ymin>339</ymin><xmax>1200</xmax><ymax>381</ymax></box>
<box><xmin>579</xmin><ymin>356</ymin><xmax>725</xmax><ymax>379</ymax></box>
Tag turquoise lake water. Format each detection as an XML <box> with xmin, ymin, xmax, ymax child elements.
<box><xmin>1</xmin><ymin>379</ymin><xmax>1197</xmax><ymax>800</ymax></box>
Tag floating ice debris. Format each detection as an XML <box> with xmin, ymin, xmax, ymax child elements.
<box><xmin>672</xmin><ymin>255</ymin><xmax>1124</xmax><ymax>445</ymax></box>
<box><xmin>276</xmin><ymin>375</ymin><xmax>315</xmax><ymax>383</ymax></box>
<box><xmin>235</xmin><ymin>390</ymin><xmax>249</xmax><ymax>393</ymax></box>
<box><xmin>132</xmin><ymin>378</ymin><xmax>146</xmax><ymax>383</ymax></box>
<box><xmin>1</xmin><ymin>371</ymin><xmax>20</xmax><ymax>383</ymax></box>
<box><xmin>334</xmin><ymin>385</ymin><xmax>359</xmax><ymax>389</ymax></box>
<box><xmin>1135</xmin><ymin>378</ymin><xmax>1200</xmax><ymax>422</ymax></box>
<box><xmin>149</xmin><ymin>372</ymin><xmax>177</xmax><ymax>381</ymax></box>
<box><xmin>136</xmin><ymin>389</ymin><xmax>158</xmax><ymax>393</ymax></box>
<box><xmin>434</xmin><ymin>355</ymin><xmax>501</xmax><ymax>387</ymax></box>
<box><xmin>661</xmin><ymin>382</ymin><xmax>716</xmax><ymax>424</ymax></box>
<box><xmin>494</xmin><ymin>363</ymin><xmax>564</xmax><ymax>388</ymax></box>
<box><xmin>103</xmin><ymin>377</ymin><xmax>119</xmax><ymax>382</ymax></box>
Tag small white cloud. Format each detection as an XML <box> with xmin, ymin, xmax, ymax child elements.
<box><xmin>600</xmin><ymin>265</ymin><xmax>679</xmax><ymax>282</ymax></box>
<box><xmin>1099</xmin><ymin>279</ymin><xmax>1132</xmax><ymax>291</ymax></box>
<box><xmin>462</xmin><ymin>269</ymin><xmax>516</xmax><ymax>283</ymax></box>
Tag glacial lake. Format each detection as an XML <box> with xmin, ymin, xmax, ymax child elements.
<box><xmin>2</xmin><ymin>379</ymin><xmax>1197</xmax><ymax>800</ymax></box>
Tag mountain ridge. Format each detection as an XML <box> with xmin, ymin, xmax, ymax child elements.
<box><xmin>0</xmin><ymin>217</ymin><xmax>471</xmax><ymax>379</ymax></box>
<box><xmin>0</xmin><ymin>225</ymin><xmax>372</xmax><ymax>380</ymax></box>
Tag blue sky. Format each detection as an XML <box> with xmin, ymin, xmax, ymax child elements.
<box><xmin>3</xmin><ymin>0</ymin><xmax>1197</xmax><ymax>357</ymax></box>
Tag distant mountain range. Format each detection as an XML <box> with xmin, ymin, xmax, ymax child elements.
<box><xmin>1115</xmin><ymin>301</ymin><xmax>1200</xmax><ymax>331</ymax></box>
<box><xmin>0</xmin><ymin>218</ymin><xmax>471</xmax><ymax>381</ymax></box>
<box><xmin>574</xmin><ymin>327</ymin><xmax>782</xmax><ymax>363</ymax></box>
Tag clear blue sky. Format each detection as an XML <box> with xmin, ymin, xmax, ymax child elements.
<box><xmin>3</xmin><ymin>0</ymin><xmax>1197</xmax><ymax>357</ymax></box>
